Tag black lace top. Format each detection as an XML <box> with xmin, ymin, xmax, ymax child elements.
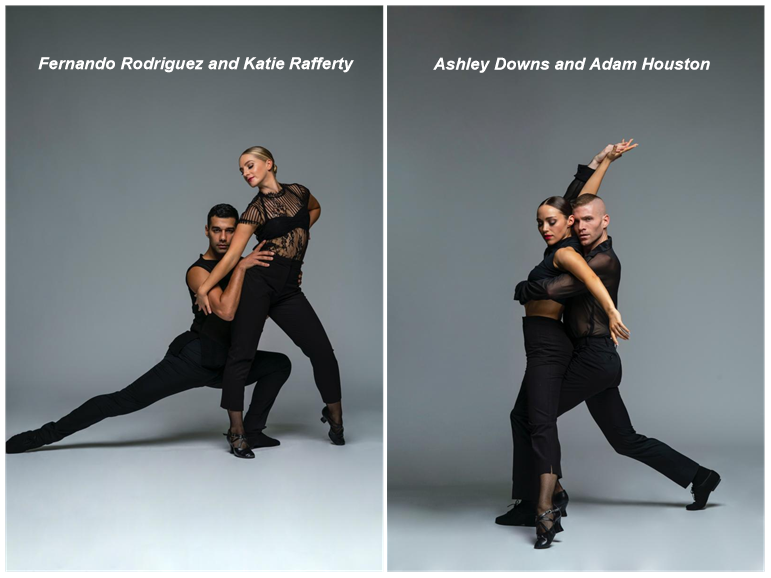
<box><xmin>239</xmin><ymin>183</ymin><xmax>311</xmax><ymax>261</ymax></box>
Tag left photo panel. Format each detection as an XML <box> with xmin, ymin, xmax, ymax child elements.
<box><xmin>6</xmin><ymin>6</ymin><xmax>382</xmax><ymax>571</ymax></box>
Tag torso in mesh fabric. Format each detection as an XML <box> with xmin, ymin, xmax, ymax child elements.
<box><xmin>239</xmin><ymin>183</ymin><xmax>311</xmax><ymax>261</ymax></box>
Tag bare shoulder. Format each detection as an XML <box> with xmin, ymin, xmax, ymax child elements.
<box><xmin>186</xmin><ymin>265</ymin><xmax>209</xmax><ymax>293</ymax></box>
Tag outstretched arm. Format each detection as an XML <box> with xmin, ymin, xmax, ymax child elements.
<box><xmin>552</xmin><ymin>248</ymin><xmax>629</xmax><ymax>343</ymax></box>
<box><xmin>194</xmin><ymin>222</ymin><xmax>257</xmax><ymax>315</ymax></box>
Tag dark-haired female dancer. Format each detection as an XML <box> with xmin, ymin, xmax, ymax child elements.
<box><xmin>194</xmin><ymin>146</ymin><xmax>343</xmax><ymax>458</ymax></box>
<box><xmin>498</xmin><ymin>141</ymin><xmax>635</xmax><ymax>548</ymax></box>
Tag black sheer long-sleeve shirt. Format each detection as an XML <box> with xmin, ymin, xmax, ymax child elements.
<box><xmin>514</xmin><ymin>164</ymin><xmax>622</xmax><ymax>339</ymax></box>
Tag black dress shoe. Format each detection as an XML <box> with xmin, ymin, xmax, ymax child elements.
<box><xmin>320</xmin><ymin>407</ymin><xmax>345</xmax><ymax>445</ymax></box>
<box><xmin>553</xmin><ymin>489</ymin><xmax>569</xmax><ymax>517</ymax></box>
<box><xmin>6</xmin><ymin>425</ymin><xmax>50</xmax><ymax>454</ymax></box>
<box><xmin>495</xmin><ymin>500</ymin><xmax>536</xmax><ymax>527</ymax></box>
<box><xmin>246</xmin><ymin>431</ymin><xmax>280</xmax><ymax>448</ymax></box>
<box><xmin>686</xmin><ymin>469</ymin><xmax>721</xmax><ymax>510</ymax></box>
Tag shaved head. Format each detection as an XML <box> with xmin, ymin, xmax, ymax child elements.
<box><xmin>571</xmin><ymin>194</ymin><xmax>606</xmax><ymax>215</ymax></box>
<box><xmin>571</xmin><ymin>194</ymin><xmax>609</xmax><ymax>250</ymax></box>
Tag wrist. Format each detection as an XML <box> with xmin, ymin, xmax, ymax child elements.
<box><xmin>588</xmin><ymin>159</ymin><xmax>600</xmax><ymax>169</ymax></box>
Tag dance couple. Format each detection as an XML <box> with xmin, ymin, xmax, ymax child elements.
<box><xmin>497</xmin><ymin>140</ymin><xmax>721</xmax><ymax>549</ymax></box>
<box><xmin>7</xmin><ymin>146</ymin><xmax>344</xmax><ymax>458</ymax></box>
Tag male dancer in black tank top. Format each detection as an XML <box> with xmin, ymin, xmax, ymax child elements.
<box><xmin>511</xmin><ymin>161</ymin><xmax>720</xmax><ymax>515</ymax></box>
<box><xmin>6</xmin><ymin>204</ymin><xmax>296</xmax><ymax>454</ymax></box>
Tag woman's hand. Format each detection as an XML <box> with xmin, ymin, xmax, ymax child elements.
<box><xmin>607</xmin><ymin>308</ymin><xmax>631</xmax><ymax>346</ymax></box>
<box><xmin>607</xmin><ymin>138</ymin><xmax>638</xmax><ymax>161</ymax></box>
<box><xmin>591</xmin><ymin>144</ymin><xmax>614</xmax><ymax>166</ymax></box>
<box><xmin>195</xmin><ymin>291</ymin><xmax>212</xmax><ymax>315</ymax></box>
<box><xmin>238</xmin><ymin>240</ymin><xmax>274</xmax><ymax>271</ymax></box>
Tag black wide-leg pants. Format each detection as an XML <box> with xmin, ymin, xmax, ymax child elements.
<box><xmin>36</xmin><ymin>339</ymin><xmax>290</xmax><ymax>445</ymax></box>
<box><xmin>510</xmin><ymin>317</ymin><xmax>573</xmax><ymax>501</ymax></box>
<box><xmin>220</xmin><ymin>256</ymin><xmax>341</xmax><ymax>411</ymax></box>
<box><xmin>511</xmin><ymin>335</ymin><xmax>700</xmax><ymax>500</ymax></box>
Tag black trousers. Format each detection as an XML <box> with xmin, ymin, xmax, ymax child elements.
<box><xmin>221</xmin><ymin>255</ymin><xmax>341</xmax><ymax>411</ymax></box>
<box><xmin>36</xmin><ymin>339</ymin><xmax>290</xmax><ymax>445</ymax></box>
<box><xmin>510</xmin><ymin>317</ymin><xmax>572</xmax><ymax>498</ymax></box>
<box><xmin>511</xmin><ymin>335</ymin><xmax>700</xmax><ymax>501</ymax></box>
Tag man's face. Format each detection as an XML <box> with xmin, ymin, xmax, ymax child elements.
<box><xmin>205</xmin><ymin>217</ymin><xmax>237</xmax><ymax>256</ymax></box>
<box><xmin>572</xmin><ymin>202</ymin><xmax>609</xmax><ymax>248</ymax></box>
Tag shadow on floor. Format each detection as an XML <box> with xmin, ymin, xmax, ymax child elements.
<box><xmin>24</xmin><ymin>422</ymin><xmax>325</xmax><ymax>452</ymax></box>
<box><xmin>388</xmin><ymin>484</ymin><xmax>721</xmax><ymax>513</ymax></box>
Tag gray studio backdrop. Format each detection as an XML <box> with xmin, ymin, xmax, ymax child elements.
<box><xmin>388</xmin><ymin>7</ymin><xmax>763</xmax><ymax>487</ymax></box>
<box><xmin>7</xmin><ymin>7</ymin><xmax>382</xmax><ymax>424</ymax></box>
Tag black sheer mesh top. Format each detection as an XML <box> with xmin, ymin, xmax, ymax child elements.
<box><xmin>515</xmin><ymin>238</ymin><xmax>621</xmax><ymax>339</ymax></box>
<box><xmin>527</xmin><ymin>236</ymin><xmax>582</xmax><ymax>282</ymax></box>
<box><xmin>515</xmin><ymin>163</ymin><xmax>621</xmax><ymax>339</ymax></box>
<box><xmin>239</xmin><ymin>183</ymin><xmax>311</xmax><ymax>261</ymax></box>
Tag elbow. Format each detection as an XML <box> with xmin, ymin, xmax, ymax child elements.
<box><xmin>212</xmin><ymin>305</ymin><xmax>236</xmax><ymax>322</ymax></box>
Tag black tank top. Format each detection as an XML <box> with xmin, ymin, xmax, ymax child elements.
<box><xmin>238</xmin><ymin>183</ymin><xmax>311</xmax><ymax>261</ymax></box>
<box><xmin>185</xmin><ymin>255</ymin><xmax>233</xmax><ymax>332</ymax></box>
<box><xmin>167</xmin><ymin>256</ymin><xmax>234</xmax><ymax>368</ymax></box>
<box><xmin>525</xmin><ymin>236</ymin><xmax>582</xmax><ymax>305</ymax></box>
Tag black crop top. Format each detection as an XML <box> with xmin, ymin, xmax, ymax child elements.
<box><xmin>523</xmin><ymin>235</ymin><xmax>582</xmax><ymax>305</ymax></box>
<box><xmin>239</xmin><ymin>183</ymin><xmax>311</xmax><ymax>261</ymax></box>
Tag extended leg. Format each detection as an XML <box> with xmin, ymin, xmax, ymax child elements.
<box><xmin>7</xmin><ymin>340</ymin><xmax>219</xmax><ymax>452</ymax></box>
<box><xmin>269</xmin><ymin>290</ymin><xmax>341</xmax><ymax>405</ymax></box>
<box><xmin>585</xmin><ymin>386</ymin><xmax>700</xmax><ymax>488</ymax></box>
<box><xmin>270</xmin><ymin>289</ymin><xmax>344</xmax><ymax>444</ymax></box>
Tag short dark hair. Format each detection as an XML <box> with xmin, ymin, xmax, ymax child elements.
<box><xmin>207</xmin><ymin>204</ymin><xmax>239</xmax><ymax>227</ymax></box>
<box><xmin>539</xmin><ymin>196</ymin><xmax>573</xmax><ymax>218</ymax></box>
<box><xmin>570</xmin><ymin>194</ymin><xmax>604</xmax><ymax>210</ymax></box>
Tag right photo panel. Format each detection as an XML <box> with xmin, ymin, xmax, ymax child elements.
<box><xmin>387</xmin><ymin>6</ymin><xmax>762</xmax><ymax>571</ymax></box>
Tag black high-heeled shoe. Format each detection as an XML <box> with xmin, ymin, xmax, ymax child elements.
<box><xmin>320</xmin><ymin>407</ymin><xmax>345</xmax><ymax>445</ymax></box>
<box><xmin>553</xmin><ymin>488</ymin><xmax>569</xmax><ymax>517</ymax></box>
<box><xmin>534</xmin><ymin>509</ymin><xmax>562</xmax><ymax>549</ymax></box>
<box><xmin>224</xmin><ymin>430</ymin><xmax>255</xmax><ymax>459</ymax></box>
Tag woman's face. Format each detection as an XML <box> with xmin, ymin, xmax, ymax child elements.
<box><xmin>239</xmin><ymin>154</ymin><xmax>272</xmax><ymax>188</ymax></box>
<box><xmin>537</xmin><ymin>204</ymin><xmax>574</xmax><ymax>246</ymax></box>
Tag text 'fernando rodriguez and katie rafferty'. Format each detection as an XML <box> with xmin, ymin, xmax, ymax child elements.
<box><xmin>37</xmin><ymin>56</ymin><xmax>355</xmax><ymax>73</ymax></box>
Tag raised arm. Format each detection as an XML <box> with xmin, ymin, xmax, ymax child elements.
<box><xmin>194</xmin><ymin>222</ymin><xmax>256</xmax><ymax>314</ymax></box>
<box><xmin>552</xmin><ymin>248</ymin><xmax>629</xmax><ymax>343</ymax></box>
<box><xmin>579</xmin><ymin>139</ymin><xmax>638</xmax><ymax>197</ymax></box>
